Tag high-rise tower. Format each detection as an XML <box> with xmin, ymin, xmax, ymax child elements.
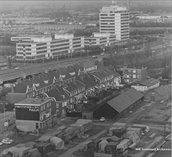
<box><xmin>99</xmin><ymin>4</ymin><xmax>130</xmax><ymax>41</ymax></box>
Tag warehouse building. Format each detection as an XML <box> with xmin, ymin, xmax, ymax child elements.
<box><xmin>83</xmin><ymin>88</ymin><xmax>144</xmax><ymax>119</ymax></box>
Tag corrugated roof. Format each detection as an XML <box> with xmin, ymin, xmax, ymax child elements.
<box><xmin>107</xmin><ymin>88</ymin><xmax>143</xmax><ymax>113</ymax></box>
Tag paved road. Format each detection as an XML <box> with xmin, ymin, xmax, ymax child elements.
<box><xmin>58</xmin><ymin>129</ymin><xmax>107</xmax><ymax>157</ymax></box>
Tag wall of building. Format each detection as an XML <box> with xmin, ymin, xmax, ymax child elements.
<box><xmin>15</xmin><ymin>36</ymin><xmax>85</xmax><ymax>61</ymax></box>
<box><xmin>99</xmin><ymin>6</ymin><xmax>129</xmax><ymax>41</ymax></box>
<box><xmin>93</xmin><ymin>103</ymin><xmax>118</xmax><ymax>119</ymax></box>
<box><xmin>131</xmin><ymin>85</ymin><xmax>147</xmax><ymax>92</ymax></box>
<box><xmin>147</xmin><ymin>82</ymin><xmax>160</xmax><ymax>90</ymax></box>
<box><xmin>131</xmin><ymin>82</ymin><xmax>160</xmax><ymax>92</ymax></box>
<box><xmin>16</xmin><ymin>120</ymin><xmax>39</xmax><ymax>132</ymax></box>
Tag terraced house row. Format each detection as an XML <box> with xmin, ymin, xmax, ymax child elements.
<box><xmin>7</xmin><ymin>62</ymin><xmax>121</xmax><ymax>117</ymax></box>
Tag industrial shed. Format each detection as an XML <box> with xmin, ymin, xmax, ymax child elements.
<box><xmin>131</xmin><ymin>78</ymin><xmax>160</xmax><ymax>92</ymax></box>
<box><xmin>83</xmin><ymin>88</ymin><xmax>144</xmax><ymax>119</ymax></box>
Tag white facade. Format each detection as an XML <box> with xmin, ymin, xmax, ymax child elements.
<box><xmin>54</xmin><ymin>34</ymin><xmax>74</xmax><ymax>39</ymax></box>
<box><xmin>131</xmin><ymin>82</ymin><xmax>160</xmax><ymax>92</ymax></box>
<box><xmin>11</xmin><ymin>36</ymin><xmax>52</xmax><ymax>42</ymax></box>
<box><xmin>99</xmin><ymin>5</ymin><xmax>129</xmax><ymax>41</ymax></box>
<box><xmin>85</xmin><ymin>32</ymin><xmax>116</xmax><ymax>46</ymax></box>
<box><xmin>14</xmin><ymin>34</ymin><xmax>85</xmax><ymax>61</ymax></box>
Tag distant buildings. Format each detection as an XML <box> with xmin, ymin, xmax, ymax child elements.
<box><xmin>15</xmin><ymin>97</ymin><xmax>56</xmax><ymax>132</ymax></box>
<box><xmin>119</xmin><ymin>67</ymin><xmax>147</xmax><ymax>84</ymax></box>
<box><xmin>136</xmin><ymin>15</ymin><xmax>172</xmax><ymax>23</ymax></box>
<box><xmin>33</xmin><ymin>24</ymin><xmax>86</xmax><ymax>34</ymax></box>
<box><xmin>11</xmin><ymin>34</ymin><xmax>84</xmax><ymax>61</ymax></box>
<box><xmin>10</xmin><ymin>4</ymin><xmax>131</xmax><ymax>61</ymax></box>
<box><xmin>0</xmin><ymin>17</ymin><xmax>55</xmax><ymax>25</ymax></box>
<box><xmin>99</xmin><ymin>5</ymin><xmax>130</xmax><ymax>41</ymax></box>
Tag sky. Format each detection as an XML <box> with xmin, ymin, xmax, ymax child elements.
<box><xmin>0</xmin><ymin>0</ymin><xmax>171</xmax><ymax>12</ymax></box>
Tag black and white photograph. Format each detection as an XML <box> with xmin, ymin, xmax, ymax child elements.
<box><xmin>0</xmin><ymin>0</ymin><xmax>171</xmax><ymax>157</ymax></box>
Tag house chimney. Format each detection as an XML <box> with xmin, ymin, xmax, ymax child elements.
<box><xmin>11</xmin><ymin>84</ymin><xmax>14</xmax><ymax>93</ymax></box>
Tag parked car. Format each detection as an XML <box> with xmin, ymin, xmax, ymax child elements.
<box><xmin>100</xmin><ymin>117</ymin><xmax>106</xmax><ymax>122</ymax></box>
<box><xmin>1</xmin><ymin>138</ymin><xmax>13</xmax><ymax>144</ymax></box>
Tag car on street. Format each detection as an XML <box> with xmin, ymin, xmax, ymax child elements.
<box><xmin>100</xmin><ymin>117</ymin><xmax>106</xmax><ymax>122</ymax></box>
<box><xmin>92</xmin><ymin>56</ymin><xmax>97</xmax><ymax>59</ymax></box>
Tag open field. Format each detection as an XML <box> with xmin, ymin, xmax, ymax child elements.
<box><xmin>136</xmin><ymin>101</ymin><xmax>171</xmax><ymax>123</ymax></box>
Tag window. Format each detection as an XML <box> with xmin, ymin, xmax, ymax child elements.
<box><xmin>36</xmin><ymin>43</ymin><xmax>47</xmax><ymax>46</ymax></box>
<box><xmin>56</xmin><ymin>103</ymin><xmax>59</xmax><ymax>108</ymax></box>
<box><xmin>133</xmin><ymin>75</ymin><xmax>136</xmax><ymax>79</ymax></box>
<box><xmin>133</xmin><ymin>70</ymin><xmax>136</xmax><ymax>73</ymax></box>
<box><xmin>35</xmin><ymin>123</ymin><xmax>39</xmax><ymax>129</ymax></box>
<box><xmin>43</xmin><ymin>104</ymin><xmax>45</xmax><ymax>110</ymax></box>
<box><xmin>51</xmin><ymin>39</ymin><xmax>69</xmax><ymax>44</ymax></box>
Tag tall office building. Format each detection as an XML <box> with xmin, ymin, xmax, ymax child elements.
<box><xmin>99</xmin><ymin>5</ymin><xmax>130</xmax><ymax>41</ymax></box>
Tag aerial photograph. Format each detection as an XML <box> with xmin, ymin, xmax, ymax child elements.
<box><xmin>0</xmin><ymin>0</ymin><xmax>171</xmax><ymax>157</ymax></box>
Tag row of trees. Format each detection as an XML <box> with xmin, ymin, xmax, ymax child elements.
<box><xmin>0</xmin><ymin>34</ymin><xmax>15</xmax><ymax>46</ymax></box>
<box><xmin>103</xmin><ymin>50</ymin><xmax>171</xmax><ymax>71</ymax></box>
<box><xmin>72</xmin><ymin>26</ymin><xmax>99</xmax><ymax>37</ymax></box>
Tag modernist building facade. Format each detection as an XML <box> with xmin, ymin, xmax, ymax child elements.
<box><xmin>99</xmin><ymin>5</ymin><xmax>130</xmax><ymax>41</ymax></box>
<box><xmin>12</xmin><ymin>34</ymin><xmax>85</xmax><ymax>61</ymax></box>
<box><xmin>84</xmin><ymin>32</ymin><xmax>116</xmax><ymax>47</ymax></box>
